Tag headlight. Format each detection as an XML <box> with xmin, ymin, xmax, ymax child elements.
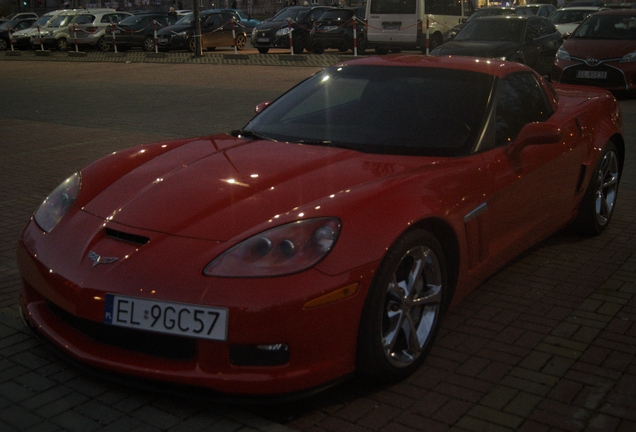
<box><xmin>620</xmin><ymin>51</ymin><xmax>636</xmax><ymax>63</ymax></box>
<box><xmin>556</xmin><ymin>47</ymin><xmax>571</xmax><ymax>61</ymax></box>
<box><xmin>34</xmin><ymin>173</ymin><xmax>80</xmax><ymax>233</ymax></box>
<box><xmin>177</xmin><ymin>31</ymin><xmax>189</xmax><ymax>36</ymax></box>
<box><xmin>275</xmin><ymin>27</ymin><xmax>292</xmax><ymax>36</ymax></box>
<box><xmin>203</xmin><ymin>218</ymin><xmax>340</xmax><ymax>277</ymax></box>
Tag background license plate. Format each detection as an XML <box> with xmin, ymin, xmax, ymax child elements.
<box><xmin>104</xmin><ymin>294</ymin><xmax>228</xmax><ymax>341</ymax></box>
<box><xmin>577</xmin><ymin>70</ymin><xmax>607</xmax><ymax>79</ymax></box>
<box><xmin>258</xmin><ymin>37</ymin><xmax>269</xmax><ymax>42</ymax></box>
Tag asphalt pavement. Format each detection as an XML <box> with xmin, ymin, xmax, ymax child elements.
<box><xmin>0</xmin><ymin>50</ymin><xmax>635</xmax><ymax>432</ymax></box>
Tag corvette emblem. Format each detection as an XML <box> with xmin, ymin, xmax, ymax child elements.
<box><xmin>88</xmin><ymin>250</ymin><xmax>118</xmax><ymax>267</ymax></box>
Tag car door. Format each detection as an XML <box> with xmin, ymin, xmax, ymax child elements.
<box><xmin>201</xmin><ymin>13</ymin><xmax>231</xmax><ymax>49</ymax></box>
<box><xmin>481</xmin><ymin>72</ymin><xmax>586</xmax><ymax>263</ymax></box>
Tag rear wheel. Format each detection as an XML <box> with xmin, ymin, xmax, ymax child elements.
<box><xmin>142</xmin><ymin>36</ymin><xmax>154</xmax><ymax>51</ymax></box>
<box><xmin>575</xmin><ymin>142</ymin><xmax>621</xmax><ymax>235</ymax></box>
<box><xmin>188</xmin><ymin>37</ymin><xmax>196</xmax><ymax>52</ymax></box>
<box><xmin>97</xmin><ymin>36</ymin><xmax>110</xmax><ymax>52</ymax></box>
<box><xmin>236</xmin><ymin>33</ymin><xmax>247</xmax><ymax>50</ymax></box>
<box><xmin>357</xmin><ymin>229</ymin><xmax>447</xmax><ymax>382</ymax></box>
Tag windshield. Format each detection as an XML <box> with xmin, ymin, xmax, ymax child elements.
<box><xmin>119</xmin><ymin>15</ymin><xmax>152</xmax><ymax>25</ymax></box>
<box><xmin>455</xmin><ymin>19</ymin><xmax>525</xmax><ymax>42</ymax></box>
<box><xmin>572</xmin><ymin>14</ymin><xmax>636</xmax><ymax>39</ymax></box>
<box><xmin>243</xmin><ymin>65</ymin><xmax>492</xmax><ymax>157</ymax></box>
<box><xmin>271</xmin><ymin>8</ymin><xmax>310</xmax><ymax>22</ymax></box>
<box><xmin>175</xmin><ymin>13</ymin><xmax>194</xmax><ymax>25</ymax></box>
<box><xmin>35</xmin><ymin>15</ymin><xmax>53</xmax><ymax>27</ymax></box>
<box><xmin>319</xmin><ymin>10</ymin><xmax>353</xmax><ymax>21</ymax></box>
<box><xmin>370</xmin><ymin>0</ymin><xmax>416</xmax><ymax>14</ymax></box>
<box><xmin>49</xmin><ymin>15</ymin><xmax>74</xmax><ymax>28</ymax></box>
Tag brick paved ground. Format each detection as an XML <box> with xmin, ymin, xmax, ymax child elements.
<box><xmin>0</xmin><ymin>52</ymin><xmax>635</xmax><ymax>432</ymax></box>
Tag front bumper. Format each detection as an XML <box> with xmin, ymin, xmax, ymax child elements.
<box><xmin>553</xmin><ymin>59</ymin><xmax>636</xmax><ymax>93</ymax></box>
<box><xmin>17</xmin><ymin>217</ymin><xmax>375</xmax><ymax>396</ymax></box>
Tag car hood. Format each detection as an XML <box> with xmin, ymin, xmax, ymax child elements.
<box><xmin>81</xmin><ymin>135</ymin><xmax>438</xmax><ymax>242</ymax></box>
<box><xmin>563</xmin><ymin>38</ymin><xmax>636</xmax><ymax>60</ymax></box>
<box><xmin>434</xmin><ymin>40</ymin><xmax>519</xmax><ymax>57</ymax></box>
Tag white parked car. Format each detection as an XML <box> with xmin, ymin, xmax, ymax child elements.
<box><xmin>66</xmin><ymin>9</ymin><xmax>131</xmax><ymax>51</ymax></box>
<box><xmin>548</xmin><ymin>6</ymin><xmax>607</xmax><ymax>34</ymax></box>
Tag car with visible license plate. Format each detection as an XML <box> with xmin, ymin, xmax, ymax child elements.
<box><xmin>309</xmin><ymin>7</ymin><xmax>367</xmax><ymax>54</ymax></box>
<box><xmin>552</xmin><ymin>8</ymin><xmax>636</xmax><ymax>95</ymax></box>
<box><xmin>18</xmin><ymin>55</ymin><xmax>624</xmax><ymax>399</ymax></box>
<box><xmin>10</xmin><ymin>10</ymin><xmax>65</xmax><ymax>50</ymax></box>
<box><xmin>0</xmin><ymin>17</ymin><xmax>37</xmax><ymax>50</ymax></box>
<box><xmin>431</xmin><ymin>15</ymin><xmax>562</xmax><ymax>77</ymax></box>
<box><xmin>251</xmin><ymin>5</ymin><xmax>333</xmax><ymax>54</ymax></box>
<box><xmin>30</xmin><ymin>10</ymin><xmax>82</xmax><ymax>51</ymax></box>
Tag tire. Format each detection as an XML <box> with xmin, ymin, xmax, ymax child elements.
<box><xmin>236</xmin><ymin>33</ymin><xmax>246</xmax><ymax>50</ymax></box>
<box><xmin>375</xmin><ymin>47</ymin><xmax>388</xmax><ymax>55</ymax></box>
<box><xmin>56</xmin><ymin>38</ymin><xmax>68</xmax><ymax>51</ymax></box>
<box><xmin>338</xmin><ymin>44</ymin><xmax>348</xmax><ymax>53</ymax></box>
<box><xmin>429</xmin><ymin>34</ymin><xmax>443</xmax><ymax>51</ymax></box>
<box><xmin>574</xmin><ymin>142</ymin><xmax>621</xmax><ymax>236</ymax></box>
<box><xmin>188</xmin><ymin>37</ymin><xmax>196</xmax><ymax>52</ymax></box>
<box><xmin>312</xmin><ymin>44</ymin><xmax>324</xmax><ymax>55</ymax></box>
<box><xmin>97</xmin><ymin>36</ymin><xmax>111</xmax><ymax>52</ymax></box>
<box><xmin>258</xmin><ymin>47</ymin><xmax>269</xmax><ymax>54</ymax></box>
<box><xmin>357</xmin><ymin>229</ymin><xmax>447</xmax><ymax>382</ymax></box>
<box><xmin>0</xmin><ymin>38</ymin><xmax>8</xmax><ymax>51</ymax></box>
<box><xmin>292</xmin><ymin>33</ymin><xmax>305</xmax><ymax>54</ymax></box>
<box><xmin>142</xmin><ymin>36</ymin><xmax>155</xmax><ymax>52</ymax></box>
<box><xmin>357</xmin><ymin>38</ymin><xmax>367</xmax><ymax>55</ymax></box>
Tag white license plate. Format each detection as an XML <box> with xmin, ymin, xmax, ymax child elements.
<box><xmin>383</xmin><ymin>23</ymin><xmax>400</xmax><ymax>31</ymax></box>
<box><xmin>576</xmin><ymin>70</ymin><xmax>607</xmax><ymax>79</ymax></box>
<box><xmin>158</xmin><ymin>37</ymin><xmax>168</xmax><ymax>43</ymax></box>
<box><xmin>104</xmin><ymin>294</ymin><xmax>228</xmax><ymax>341</ymax></box>
<box><xmin>323</xmin><ymin>26</ymin><xmax>338</xmax><ymax>32</ymax></box>
<box><xmin>257</xmin><ymin>37</ymin><xmax>269</xmax><ymax>42</ymax></box>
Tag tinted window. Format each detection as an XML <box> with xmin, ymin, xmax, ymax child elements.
<box><xmin>495</xmin><ymin>73</ymin><xmax>552</xmax><ymax>147</ymax></box>
<box><xmin>456</xmin><ymin>19</ymin><xmax>525</xmax><ymax>42</ymax></box>
<box><xmin>245</xmin><ymin>66</ymin><xmax>494</xmax><ymax>157</ymax></box>
<box><xmin>371</xmin><ymin>0</ymin><xmax>416</xmax><ymax>14</ymax></box>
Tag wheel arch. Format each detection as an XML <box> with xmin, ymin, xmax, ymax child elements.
<box><xmin>402</xmin><ymin>217</ymin><xmax>460</xmax><ymax>314</ymax></box>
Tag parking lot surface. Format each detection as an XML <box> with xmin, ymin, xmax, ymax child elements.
<box><xmin>1</xmin><ymin>52</ymin><xmax>635</xmax><ymax>432</ymax></box>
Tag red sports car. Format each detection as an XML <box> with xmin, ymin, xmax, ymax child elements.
<box><xmin>552</xmin><ymin>9</ymin><xmax>636</xmax><ymax>95</ymax></box>
<box><xmin>18</xmin><ymin>55</ymin><xmax>624</xmax><ymax>400</ymax></box>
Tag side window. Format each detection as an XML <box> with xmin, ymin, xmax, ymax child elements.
<box><xmin>495</xmin><ymin>73</ymin><xmax>553</xmax><ymax>147</ymax></box>
<box><xmin>525</xmin><ymin>20</ymin><xmax>541</xmax><ymax>41</ymax></box>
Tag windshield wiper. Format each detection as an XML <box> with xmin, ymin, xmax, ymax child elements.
<box><xmin>230</xmin><ymin>129</ymin><xmax>275</xmax><ymax>141</ymax></box>
<box><xmin>298</xmin><ymin>139</ymin><xmax>366</xmax><ymax>152</ymax></box>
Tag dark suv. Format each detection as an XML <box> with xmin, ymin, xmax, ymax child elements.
<box><xmin>251</xmin><ymin>5</ymin><xmax>333</xmax><ymax>54</ymax></box>
<box><xmin>103</xmin><ymin>12</ymin><xmax>178</xmax><ymax>51</ymax></box>
<box><xmin>310</xmin><ymin>7</ymin><xmax>366</xmax><ymax>55</ymax></box>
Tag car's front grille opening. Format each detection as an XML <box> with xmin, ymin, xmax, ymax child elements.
<box><xmin>46</xmin><ymin>301</ymin><xmax>196</xmax><ymax>361</ymax></box>
<box><xmin>105</xmin><ymin>228</ymin><xmax>150</xmax><ymax>246</ymax></box>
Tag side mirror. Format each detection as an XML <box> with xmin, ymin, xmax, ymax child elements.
<box><xmin>506</xmin><ymin>122</ymin><xmax>562</xmax><ymax>157</ymax></box>
<box><xmin>255</xmin><ymin>102</ymin><xmax>271</xmax><ymax>113</ymax></box>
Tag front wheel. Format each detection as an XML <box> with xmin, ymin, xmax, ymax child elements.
<box><xmin>357</xmin><ymin>229</ymin><xmax>447</xmax><ymax>382</ymax></box>
<box><xmin>56</xmin><ymin>38</ymin><xmax>68</xmax><ymax>51</ymax></box>
<box><xmin>235</xmin><ymin>33</ymin><xmax>247</xmax><ymax>50</ymax></box>
<box><xmin>142</xmin><ymin>36</ymin><xmax>154</xmax><ymax>52</ymax></box>
<box><xmin>0</xmin><ymin>38</ymin><xmax>8</xmax><ymax>51</ymax></box>
<box><xmin>574</xmin><ymin>142</ymin><xmax>621</xmax><ymax>235</ymax></box>
<box><xmin>312</xmin><ymin>43</ymin><xmax>324</xmax><ymax>54</ymax></box>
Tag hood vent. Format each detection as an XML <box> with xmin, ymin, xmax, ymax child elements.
<box><xmin>105</xmin><ymin>228</ymin><xmax>150</xmax><ymax>246</ymax></box>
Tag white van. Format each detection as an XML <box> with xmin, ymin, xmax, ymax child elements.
<box><xmin>366</xmin><ymin>0</ymin><xmax>475</xmax><ymax>54</ymax></box>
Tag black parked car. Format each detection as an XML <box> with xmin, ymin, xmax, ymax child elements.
<box><xmin>251</xmin><ymin>5</ymin><xmax>333</xmax><ymax>54</ymax></box>
<box><xmin>104</xmin><ymin>12</ymin><xmax>178</xmax><ymax>51</ymax></box>
<box><xmin>157</xmin><ymin>10</ymin><xmax>247</xmax><ymax>52</ymax></box>
<box><xmin>447</xmin><ymin>6</ymin><xmax>533</xmax><ymax>41</ymax></box>
<box><xmin>310</xmin><ymin>7</ymin><xmax>366</xmax><ymax>54</ymax></box>
<box><xmin>0</xmin><ymin>17</ymin><xmax>36</xmax><ymax>50</ymax></box>
<box><xmin>431</xmin><ymin>15</ymin><xmax>562</xmax><ymax>77</ymax></box>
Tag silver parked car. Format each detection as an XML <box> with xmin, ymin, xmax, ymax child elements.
<box><xmin>66</xmin><ymin>9</ymin><xmax>131</xmax><ymax>51</ymax></box>
<box><xmin>30</xmin><ymin>10</ymin><xmax>80</xmax><ymax>50</ymax></box>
